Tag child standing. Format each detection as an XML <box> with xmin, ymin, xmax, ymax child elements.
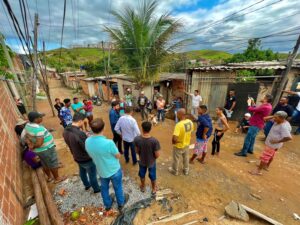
<box><xmin>134</xmin><ymin>121</ymin><xmax>160</xmax><ymax>195</ymax></box>
<box><xmin>190</xmin><ymin>105</ymin><xmax>213</xmax><ymax>164</ymax></box>
<box><xmin>212</xmin><ymin>107</ymin><xmax>229</xmax><ymax>155</ymax></box>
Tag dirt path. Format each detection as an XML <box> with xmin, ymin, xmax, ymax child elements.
<box><xmin>37</xmin><ymin>79</ymin><xmax>300</xmax><ymax>225</ymax></box>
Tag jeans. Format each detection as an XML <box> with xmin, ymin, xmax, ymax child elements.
<box><xmin>191</xmin><ymin>107</ymin><xmax>198</xmax><ymax>119</ymax></box>
<box><xmin>157</xmin><ymin>109</ymin><xmax>165</xmax><ymax>122</ymax></box>
<box><xmin>123</xmin><ymin>141</ymin><xmax>137</xmax><ymax>164</ymax></box>
<box><xmin>113</xmin><ymin>132</ymin><xmax>123</xmax><ymax>153</ymax></box>
<box><xmin>78</xmin><ymin>160</ymin><xmax>101</xmax><ymax>192</ymax></box>
<box><xmin>292</xmin><ymin>109</ymin><xmax>300</xmax><ymax>133</ymax></box>
<box><xmin>240</xmin><ymin>126</ymin><xmax>260</xmax><ymax>155</ymax></box>
<box><xmin>263</xmin><ymin>121</ymin><xmax>274</xmax><ymax>137</ymax></box>
<box><xmin>138</xmin><ymin>162</ymin><xmax>156</xmax><ymax>181</ymax></box>
<box><xmin>211</xmin><ymin>129</ymin><xmax>224</xmax><ymax>155</ymax></box>
<box><xmin>100</xmin><ymin>169</ymin><xmax>125</xmax><ymax>209</ymax></box>
<box><xmin>140</xmin><ymin>107</ymin><xmax>148</xmax><ymax>120</ymax></box>
<box><xmin>172</xmin><ymin>146</ymin><xmax>189</xmax><ymax>174</ymax></box>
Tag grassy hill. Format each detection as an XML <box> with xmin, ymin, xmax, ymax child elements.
<box><xmin>182</xmin><ymin>49</ymin><xmax>232</xmax><ymax>61</ymax></box>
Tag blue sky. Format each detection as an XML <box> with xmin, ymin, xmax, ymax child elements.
<box><xmin>1</xmin><ymin>0</ymin><xmax>299</xmax><ymax>53</ymax></box>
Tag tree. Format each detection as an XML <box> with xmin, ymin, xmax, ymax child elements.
<box><xmin>0</xmin><ymin>34</ymin><xmax>14</xmax><ymax>79</ymax></box>
<box><xmin>226</xmin><ymin>38</ymin><xmax>279</xmax><ymax>81</ymax></box>
<box><xmin>104</xmin><ymin>0</ymin><xmax>188</xmax><ymax>85</ymax></box>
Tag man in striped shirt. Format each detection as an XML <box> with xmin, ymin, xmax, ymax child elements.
<box><xmin>24</xmin><ymin>112</ymin><xmax>66</xmax><ymax>183</ymax></box>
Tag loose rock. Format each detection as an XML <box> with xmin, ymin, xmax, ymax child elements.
<box><xmin>225</xmin><ymin>201</ymin><xmax>249</xmax><ymax>222</ymax></box>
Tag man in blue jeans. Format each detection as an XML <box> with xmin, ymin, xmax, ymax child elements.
<box><xmin>134</xmin><ymin>121</ymin><xmax>160</xmax><ymax>195</ymax></box>
<box><xmin>63</xmin><ymin>113</ymin><xmax>100</xmax><ymax>193</ymax></box>
<box><xmin>115</xmin><ymin>107</ymin><xmax>141</xmax><ymax>165</ymax></box>
<box><xmin>86</xmin><ymin>118</ymin><xmax>129</xmax><ymax>212</ymax></box>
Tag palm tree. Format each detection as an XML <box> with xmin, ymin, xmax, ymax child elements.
<box><xmin>104</xmin><ymin>0</ymin><xmax>188</xmax><ymax>85</ymax></box>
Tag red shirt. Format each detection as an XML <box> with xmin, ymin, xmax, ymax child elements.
<box><xmin>248</xmin><ymin>103</ymin><xmax>272</xmax><ymax>129</ymax></box>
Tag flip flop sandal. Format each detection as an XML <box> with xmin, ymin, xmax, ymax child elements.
<box><xmin>140</xmin><ymin>185</ymin><xmax>146</xmax><ymax>193</ymax></box>
<box><xmin>248</xmin><ymin>171</ymin><xmax>262</xmax><ymax>176</ymax></box>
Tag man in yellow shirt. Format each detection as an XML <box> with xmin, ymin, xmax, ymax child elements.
<box><xmin>169</xmin><ymin>108</ymin><xmax>194</xmax><ymax>176</ymax></box>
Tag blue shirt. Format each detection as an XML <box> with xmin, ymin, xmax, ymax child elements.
<box><xmin>114</xmin><ymin>115</ymin><xmax>141</xmax><ymax>142</ymax></box>
<box><xmin>109</xmin><ymin>108</ymin><xmax>120</xmax><ymax>132</ymax></box>
<box><xmin>196</xmin><ymin>114</ymin><xmax>213</xmax><ymax>140</ymax></box>
<box><xmin>85</xmin><ymin>135</ymin><xmax>120</xmax><ymax>178</ymax></box>
<box><xmin>174</xmin><ymin>100</ymin><xmax>182</xmax><ymax>109</ymax></box>
<box><xmin>59</xmin><ymin>107</ymin><xmax>73</xmax><ymax>126</ymax></box>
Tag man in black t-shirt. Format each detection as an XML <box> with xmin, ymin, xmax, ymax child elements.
<box><xmin>134</xmin><ymin>121</ymin><xmax>160</xmax><ymax>195</ymax></box>
<box><xmin>264</xmin><ymin>97</ymin><xmax>294</xmax><ymax>137</ymax></box>
<box><xmin>224</xmin><ymin>89</ymin><xmax>237</xmax><ymax>118</ymax></box>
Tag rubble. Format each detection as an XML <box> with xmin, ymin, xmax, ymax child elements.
<box><xmin>225</xmin><ymin>201</ymin><xmax>249</xmax><ymax>222</ymax></box>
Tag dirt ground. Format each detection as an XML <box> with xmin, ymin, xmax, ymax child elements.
<box><xmin>37</xmin><ymin>79</ymin><xmax>300</xmax><ymax>225</ymax></box>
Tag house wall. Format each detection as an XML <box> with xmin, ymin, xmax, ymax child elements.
<box><xmin>256</xmin><ymin>81</ymin><xmax>273</xmax><ymax>104</ymax></box>
<box><xmin>80</xmin><ymin>80</ymin><xmax>89</xmax><ymax>96</ymax></box>
<box><xmin>189</xmin><ymin>70</ymin><xmax>235</xmax><ymax>117</ymax></box>
<box><xmin>0</xmin><ymin>81</ymin><xmax>24</xmax><ymax>225</ymax></box>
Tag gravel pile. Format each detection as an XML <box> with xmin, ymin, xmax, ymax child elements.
<box><xmin>54</xmin><ymin>175</ymin><xmax>152</xmax><ymax>213</ymax></box>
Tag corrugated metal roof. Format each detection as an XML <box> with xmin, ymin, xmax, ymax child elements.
<box><xmin>190</xmin><ymin>60</ymin><xmax>300</xmax><ymax>71</ymax></box>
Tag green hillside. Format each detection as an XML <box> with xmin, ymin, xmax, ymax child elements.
<box><xmin>183</xmin><ymin>49</ymin><xmax>232</xmax><ymax>61</ymax></box>
<box><xmin>44</xmin><ymin>48</ymin><xmax>232</xmax><ymax>72</ymax></box>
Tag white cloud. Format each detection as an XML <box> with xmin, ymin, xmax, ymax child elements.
<box><xmin>0</xmin><ymin>0</ymin><xmax>299</xmax><ymax>53</ymax></box>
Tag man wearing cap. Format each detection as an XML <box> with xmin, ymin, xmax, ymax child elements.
<box><xmin>249</xmin><ymin>111</ymin><xmax>292</xmax><ymax>175</ymax></box>
<box><xmin>137</xmin><ymin>91</ymin><xmax>149</xmax><ymax>121</ymax></box>
<box><xmin>24</xmin><ymin>112</ymin><xmax>66</xmax><ymax>183</ymax></box>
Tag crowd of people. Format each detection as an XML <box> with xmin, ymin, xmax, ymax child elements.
<box><xmin>14</xmin><ymin>87</ymin><xmax>300</xmax><ymax>213</ymax></box>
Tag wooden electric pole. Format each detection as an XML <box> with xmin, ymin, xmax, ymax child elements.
<box><xmin>32</xmin><ymin>13</ymin><xmax>39</xmax><ymax>111</ymax></box>
<box><xmin>273</xmin><ymin>34</ymin><xmax>300</xmax><ymax>106</ymax></box>
<box><xmin>43</xmin><ymin>41</ymin><xmax>55</xmax><ymax>116</ymax></box>
<box><xmin>101</xmin><ymin>41</ymin><xmax>110</xmax><ymax>101</ymax></box>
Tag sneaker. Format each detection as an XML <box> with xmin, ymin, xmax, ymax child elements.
<box><xmin>168</xmin><ymin>167</ymin><xmax>178</xmax><ymax>176</ymax></box>
<box><xmin>247</xmin><ymin>151</ymin><xmax>254</xmax><ymax>154</ymax></box>
<box><xmin>118</xmin><ymin>193</ymin><xmax>129</xmax><ymax>213</ymax></box>
<box><xmin>183</xmin><ymin>171</ymin><xmax>189</xmax><ymax>176</ymax></box>
<box><xmin>85</xmin><ymin>186</ymin><xmax>91</xmax><ymax>191</ymax></box>
<box><xmin>234</xmin><ymin>152</ymin><xmax>247</xmax><ymax>157</ymax></box>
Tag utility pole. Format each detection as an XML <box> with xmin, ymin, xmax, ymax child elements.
<box><xmin>101</xmin><ymin>41</ymin><xmax>110</xmax><ymax>101</ymax></box>
<box><xmin>32</xmin><ymin>13</ymin><xmax>39</xmax><ymax>111</ymax></box>
<box><xmin>0</xmin><ymin>34</ymin><xmax>28</xmax><ymax>112</ymax></box>
<box><xmin>273</xmin><ymin>34</ymin><xmax>300</xmax><ymax>106</ymax></box>
<box><xmin>43</xmin><ymin>41</ymin><xmax>55</xmax><ymax>116</ymax></box>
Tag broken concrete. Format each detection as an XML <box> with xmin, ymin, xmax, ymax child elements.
<box><xmin>225</xmin><ymin>201</ymin><xmax>249</xmax><ymax>222</ymax></box>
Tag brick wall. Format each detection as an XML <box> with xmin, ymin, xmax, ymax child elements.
<box><xmin>0</xmin><ymin>81</ymin><xmax>24</xmax><ymax>225</ymax></box>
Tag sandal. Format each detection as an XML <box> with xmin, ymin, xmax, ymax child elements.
<box><xmin>140</xmin><ymin>185</ymin><xmax>146</xmax><ymax>193</ymax></box>
<box><xmin>46</xmin><ymin>177</ymin><xmax>53</xmax><ymax>182</ymax></box>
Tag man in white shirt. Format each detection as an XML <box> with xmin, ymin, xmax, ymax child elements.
<box><xmin>282</xmin><ymin>90</ymin><xmax>300</xmax><ymax>134</ymax></box>
<box><xmin>115</xmin><ymin>107</ymin><xmax>141</xmax><ymax>165</ymax></box>
<box><xmin>185</xmin><ymin>90</ymin><xmax>202</xmax><ymax>119</ymax></box>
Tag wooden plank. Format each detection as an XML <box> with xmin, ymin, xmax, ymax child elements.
<box><xmin>182</xmin><ymin>220</ymin><xmax>198</xmax><ymax>225</ymax></box>
<box><xmin>146</xmin><ymin>210</ymin><xmax>198</xmax><ymax>225</ymax></box>
<box><xmin>36</xmin><ymin>168</ymin><xmax>64</xmax><ymax>225</ymax></box>
<box><xmin>240</xmin><ymin>204</ymin><xmax>283</xmax><ymax>225</ymax></box>
<box><xmin>31</xmin><ymin>170</ymin><xmax>51</xmax><ymax>225</ymax></box>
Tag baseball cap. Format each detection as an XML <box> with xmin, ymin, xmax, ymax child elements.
<box><xmin>28</xmin><ymin>111</ymin><xmax>45</xmax><ymax>122</ymax></box>
<box><xmin>244</xmin><ymin>113</ymin><xmax>251</xmax><ymax>117</ymax></box>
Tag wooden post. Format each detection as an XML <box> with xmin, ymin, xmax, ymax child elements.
<box><xmin>43</xmin><ymin>41</ymin><xmax>56</xmax><ymax>116</ymax></box>
<box><xmin>31</xmin><ymin>170</ymin><xmax>51</xmax><ymax>225</ymax></box>
<box><xmin>36</xmin><ymin>168</ymin><xmax>64</xmax><ymax>225</ymax></box>
<box><xmin>273</xmin><ymin>34</ymin><xmax>300</xmax><ymax>106</ymax></box>
<box><xmin>32</xmin><ymin>13</ymin><xmax>39</xmax><ymax>111</ymax></box>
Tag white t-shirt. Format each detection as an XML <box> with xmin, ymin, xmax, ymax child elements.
<box><xmin>265</xmin><ymin>121</ymin><xmax>291</xmax><ymax>149</ymax></box>
<box><xmin>296</xmin><ymin>92</ymin><xmax>300</xmax><ymax>111</ymax></box>
<box><xmin>192</xmin><ymin>94</ymin><xmax>202</xmax><ymax>108</ymax></box>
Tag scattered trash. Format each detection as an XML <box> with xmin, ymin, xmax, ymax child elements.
<box><xmin>70</xmin><ymin>211</ymin><xmax>80</xmax><ymax>221</ymax></box>
<box><xmin>250</xmin><ymin>193</ymin><xmax>262</xmax><ymax>200</ymax></box>
<box><xmin>248</xmin><ymin>160</ymin><xmax>257</xmax><ymax>163</ymax></box>
<box><xmin>112</xmin><ymin>198</ymin><xmax>152</xmax><ymax>225</ymax></box>
<box><xmin>200</xmin><ymin>217</ymin><xmax>209</xmax><ymax>223</ymax></box>
<box><xmin>58</xmin><ymin>188</ymin><xmax>67</xmax><ymax>197</ymax></box>
<box><xmin>225</xmin><ymin>201</ymin><xmax>249</xmax><ymax>222</ymax></box>
<box><xmin>218</xmin><ymin>215</ymin><xmax>226</xmax><ymax>221</ymax></box>
<box><xmin>146</xmin><ymin>210</ymin><xmax>198</xmax><ymax>225</ymax></box>
<box><xmin>280</xmin><ymin>198</ymin><xmax>285</xmax><ymax>202</ymax></box>
<box><xmin>293</xmin><ymin>213</ymin><xmax>300</xmax><ymax>220</ymax></box>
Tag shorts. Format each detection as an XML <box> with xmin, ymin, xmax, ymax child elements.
<box><xmin>260</xmin><ymin>146</ymin><xmax>276</xmax><ymax>164</ymax></box>
<box><xmin>86</xmin><ymin>112</ymin><xmax>93</xmax><ymax>117</ymax></box>
<box><xmin>138</xmin><ymin>162</ymin><xmax>156</xmax><ymax>181</ymax></box>
<box><xmin>193</xmin><ymin>139</ymin><xmax>208</xmax><ymax>155</ymax></box>
<box><xmin>35</xmin><ymin>146</ymin><xmax>59</xmax><ymax>169</ymax></box>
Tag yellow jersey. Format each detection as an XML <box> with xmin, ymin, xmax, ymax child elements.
<box><xmin>173</xmin><ymin>119</ymin><xmax>194</xmax><ymax>149</ymax></box>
